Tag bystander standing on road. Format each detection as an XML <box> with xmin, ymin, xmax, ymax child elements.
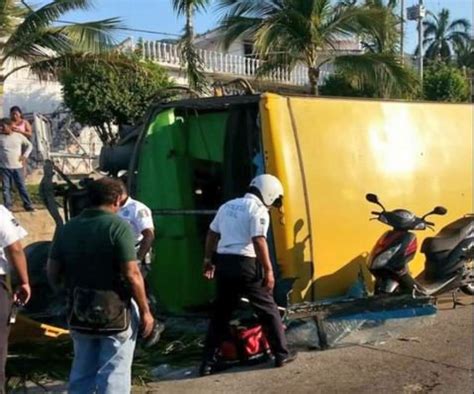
<box><xmin>9</xmin><ymin>107</ymin><xmax>33</xmax><ymax>139</ymax></box>
<box><xmin>47</xmin><ymin>177</ymin><xmax>154</xmax><ymax>394</ymax></box>
<box><xmin>200</xmin><ymin>174</ymin><xmax>297</xmax><ymax>376</ymax></box>
<box><xmin>0</xmin><ymin>205</ymin><xmax>31</xmax><ymax>393</ymax></box>
<box><xmin>0</xmin><ymin>119</ymin><xmax>34</xmax><ymax>212</ymax></box>
<box><xmin>9</xmin><ymin>106</ymin><xmax>33</xmax><ymax>179</ymax></box>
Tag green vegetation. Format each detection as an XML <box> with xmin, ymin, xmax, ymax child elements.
<box><xmin>422</xmin><ymin>8</ymin><xmax>471</xmax><ymax>62</ymax></box>
<box><xmin>217</xmin><ymin>0</ymin><xmax>416</xmax><ymax>97</ymax></box>
<box><xmin>0</xmin><ymin>0</ymin><xmax>121</xmax><ymax>91</ymax></box>
<box><xmin>423</xmin><ymin>63</ymin><xmax>470</xmax><ymax>103</ymax></box>
<box><xmin>0</xmin><ymin>184</ymin><xmax>43</xmax><ymax>210</ymax></box>
<box><xmin>60</xmin><ymin>55</ymin><xmax>172</xmax><ymax>143</ymax></box>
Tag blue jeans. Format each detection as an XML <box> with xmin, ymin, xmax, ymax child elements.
<box><xmin>69</xmin><ymin>306</ymin><xmax>139</xmax><ymax>394</ymax></box>
<box><xmin>0</xmin><ymin>168</ymin><xmax>33</xmax><ymax>209</ymax></box>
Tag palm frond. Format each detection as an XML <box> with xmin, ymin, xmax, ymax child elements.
<box><xmin>422</xmin><ymin>8</ymin><xmax>470</xmax><ymax>61</ymax></box>
<box><xmin>0</xmin><ymin>0</ymin><xmax>26</xmax><ymax>38</ymax></box>
<box><xmin>218</xmin><ymin>15</ymin><xmax>262</xmax><ymax>50</ymax></box>
<box><xmin>59</xmin><ymin>18</ymin><xmax>122</xmax><ymax>53</ymax></box>
<box><xmin>335</xmin><ymin>52</ymin><xmax>418</xmax><ymax>98</ymax></box>
<box><xmin>172</xmin><ymin>0</ymin><xmax>210</xmax><ymax>15</ymax></box>
<box><xmin>2</xmin><ymin>0</ymin><xmax>123</xmax><ymax>79</ymax></box>
<box><xmin>8</xmin><ymin>0</ymin><xmax>93</xmax><ymax>43</ymax></box>
<box><xmin>448</xmin><ymin>18</ymin><xmax>471</xmax><ymax>32</ymax></box>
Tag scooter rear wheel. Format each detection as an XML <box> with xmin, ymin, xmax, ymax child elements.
<box><xmin>461</xmin><ymin>260</ymin><xmax>474</xmax><ymax>295</ymax></box>
<box><xmin>460</xmin><ymin>284</ymin><xmax>474</xmax><ymax>296</ymax></box>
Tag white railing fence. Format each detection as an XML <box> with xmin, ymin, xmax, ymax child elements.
<box><xmin>140</xmin><ymin>40</ymin><xmax>320</xmax><ymax>87</ymax></box>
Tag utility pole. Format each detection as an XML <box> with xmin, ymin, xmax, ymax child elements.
<box><xmin>418</xmin><ymin>0</ymin><xmax>425</xmax><ymax>83</ymax></box>
<box><xmin>407</xmin><ymin>0</ymin><xmax>426</xmax><ymax>83</ymax></box>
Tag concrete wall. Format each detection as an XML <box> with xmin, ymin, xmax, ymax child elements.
<box><xmin>3</xmin><ymin>66</ymin><xmax>63</xmax><ymax>116</ymax></box>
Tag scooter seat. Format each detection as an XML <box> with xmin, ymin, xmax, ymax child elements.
<box><xmin>421</xmin><ymin>216</ymin><xmax>474</xmax><ymax>254</ymax></box>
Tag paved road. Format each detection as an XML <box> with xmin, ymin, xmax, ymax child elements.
<box><xmin>20</xmin><ymin>296</ymin><xmax>473</xmax><ymax>393</ymax></box>
<box><xmin>141</xmin><ymin>296</ymin><xmax>473</xmax><ymax>394</ymax></box>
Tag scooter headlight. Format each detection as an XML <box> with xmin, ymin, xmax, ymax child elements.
<box><xmin>371</xmin><ymin>244</ymin><xmax>402</xmax><ymax>270</ymax></box>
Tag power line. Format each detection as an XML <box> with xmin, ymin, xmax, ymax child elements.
<box><xmin>57</xmin><ymin>20</ymin><xmax>182</xmax><ymax>38</ymax></box>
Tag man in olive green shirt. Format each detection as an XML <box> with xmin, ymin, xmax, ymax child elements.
<box><xmin>47</xmin><ymin>177</ymin><xmax>153</xmax><ymax>394</ymax></box>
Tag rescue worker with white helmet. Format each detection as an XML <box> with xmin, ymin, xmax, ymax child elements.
<box><xmin>200</xmin><ymin>174</ymin><xmax>296</xmax><ymax>376</ymax></box>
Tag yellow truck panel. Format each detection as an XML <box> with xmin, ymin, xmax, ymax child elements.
<box><xmin>260</xmin><ymin>93</ymin><xmax>473</xmax><ymax>302</ymax></box>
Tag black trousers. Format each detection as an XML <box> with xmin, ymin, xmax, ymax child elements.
<box><xmin>0</xmin><ymin>276</ymin><xmax>11</xmax><ymax>393</ymax></box>
<box><xmin>203</xmin><ymin>254</ymin><xmax>289</xmax><ymax>361</ymax></box>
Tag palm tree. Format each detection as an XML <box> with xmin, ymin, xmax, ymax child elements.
<box><xmin>338</xmin><ymin>0</ymin><xmax>418</xmax><ymax>98</ymax></box>
<box><xmin>456</xmin><ymin>39</ymin><xmax>473</xmax><ymax>70</ymax></box>
<box><xmin>360</xmin><ymin>0</ymin><xmax>400</xmax><ymax>54</ymax></box>
<box><xmin>0</xmin><ymin>0</ymin><xmax>121</xmax><ymax>113</ymax></box>
<box><xmin>172</xmin><ymin>0</ymin><xmax>210</xmax><ymax>94</ymax></box>
<box><xmin>422</xmin><ymin>8</ymin><xmax>471</xmax><ymax>61</ymax></box>
<box><xmin>217</xmin><ymin>0</ymin><xmax>415</xmax><ymax>96</ymax></box>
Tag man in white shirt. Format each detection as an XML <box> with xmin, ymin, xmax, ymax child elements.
<box><xmin>0</xmin><ymin>119</ymin><xmax>34</xmax><ymax>211</ymax></box>
<box><xmin>0</xmin><ymin>205</ymin><xmax>31</xmax><ymax>391</ymax></box>
<box><xmin>200</xmin><ymin>174</ymin><xmax>296</xmax><ymax>376</ymax></box>
<box><xmin>118</xmin><ymin>178</ymin><xmax>164</xmax><ymax>347</ymax></box>
<box><xmin>118</xmin><ymin>181</ymin><xmax>155</xmax><ymax>270</ymax></box>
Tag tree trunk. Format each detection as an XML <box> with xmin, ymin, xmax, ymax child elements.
<box><xmin>308</xmin><ymin>67</ymin><xmax>320</xmax><ymax>95</ymax></box>
<box><xmin>186</xmin><ymin>4</ymin><xmax>194</xmax><ymax>40</ymax></box>
<box><xmin>0</xmin><ymin>76</ymin><xmax>5</xmax><ymax>118</ymax></box>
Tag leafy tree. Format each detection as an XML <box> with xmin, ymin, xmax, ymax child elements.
<box><xmin>423</xmin><ymin>63</ymin><xmax>470</xmax><ymax>103</ymax></box>
<box><xmin>171</xmin><ymin>0</ymin><xmax>210</xmax><ymax>94</ymax></box>
<box><xmin>60</xmin><ymin>55</ymin><xmax>172</xmax><ymax>143</ymax></box>
<box><xmin>217</xmin><ymin>0</ymin><xmax>415</xmax><ymax>96</ymax></box>
<box><xmin>422</xmin><ymin>9</ymin><xmax>471</xmax><ymax>61</ymax></box>
<box><xmin>0</xmin><ymin>0</ymin><xmax>121</xmax><ymax>109</ymax></box>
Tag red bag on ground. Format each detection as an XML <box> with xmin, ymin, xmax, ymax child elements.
<box><xmin>219</xmin><ymin>323</ymin><xmax>271</xmax><ymax>364</ymax></box>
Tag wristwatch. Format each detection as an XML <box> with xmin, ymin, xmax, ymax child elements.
<box><xmin>204</xmin><ymin>257</ymin><xmax>212</xmax><ymax>264</ymax></box>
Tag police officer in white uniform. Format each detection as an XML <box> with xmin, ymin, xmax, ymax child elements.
<box><xmin>0</xmin><ymin>205</ymin><xmax>31</xmax><ymax>391</ymax></box>
<box><xmin>118</xmin><ymin>180</ymin><xmax>165</xmax><ymax>347</ymax></box>
<box><xmin>200</xmin><ymin>174</ymin><xmax>296</xmax><ymax>376</ymax></box>
<box><xmin>118</xmin><ymin>183</ymin><xmax>155</xmax><ymax>271</ymax></box>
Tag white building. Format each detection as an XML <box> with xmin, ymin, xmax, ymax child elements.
<box><xmin>139</xmin><ymin>29</ymin><xmax>363</xmax><ymax>92</ymax></box>
<box><xmin>3</xmin><ymin>63</ymin><xmax>63</xmax><ymax>116</ymax></box>
<box><xmin>3</xmin><ymin>29</ymin><xmax>363</xmax><ymax>115</ymax></box>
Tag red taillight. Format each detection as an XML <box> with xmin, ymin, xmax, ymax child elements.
<box><xmin>405</xmin><ymin>238</ymin><xmax>418</xmax><ymax>256</ymax></box>
<box><xmin>372</xmin><ymin>231</ymin><xmax>404</xmax><ymax>256</ymax></box>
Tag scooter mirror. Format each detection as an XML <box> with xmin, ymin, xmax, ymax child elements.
<box><xmin>433</xmin><ymin>206</ymin><xmax>448</xmax><ymax>215</ymax></box>
<box><xmin>366</xmin><ymin>193</ymin><xmax>379</xmax><ymax>204</ymax></box>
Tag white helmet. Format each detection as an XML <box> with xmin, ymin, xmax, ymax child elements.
<box><xmin>249</xmin><ymin>174</ymin><xmax>284</xmax><ymax>207</ymax></box>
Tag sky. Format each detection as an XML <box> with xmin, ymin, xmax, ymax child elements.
<box><xmin>61</xmin><ymin>0</ymin><xmax>473</xmax><ymax>53</ymax></box>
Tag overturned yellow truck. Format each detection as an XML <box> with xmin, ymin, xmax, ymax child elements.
<box><xmin>101</xmin><ymin>93</ymin><xmax>473</xmax><ymax>313</ymax></box>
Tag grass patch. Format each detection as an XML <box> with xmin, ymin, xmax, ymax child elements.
<box><xmin>6</xmin><ymin>320</ymin><xmax>205</xmax><ymax>390</ymax></box>
<box><xmin>0</xmin><ymin>184</ymin><xmax>44</xmax><ymax>209</ymax></box>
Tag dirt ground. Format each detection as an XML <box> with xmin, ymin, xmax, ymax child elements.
<box><xmin>19</xmin><ymin>295</ymin><xmax>473</xmax><ymax>394</ymax></box>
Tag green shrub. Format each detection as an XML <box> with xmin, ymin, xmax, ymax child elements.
<box><xmin>423</xmin><ymin>64</ymin><xmax>470</xmax><ymax>102</ymax></box>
